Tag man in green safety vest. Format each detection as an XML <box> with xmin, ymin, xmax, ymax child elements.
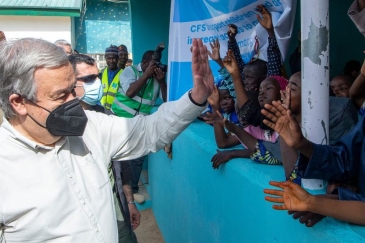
<box><xmin>100</xmin><ymin>45</ymin><xmax>123</xmax><ymax>110</ymax></box>
<box><xmin>111</xmin><ymin>50</ymin><xmax>167</xmax><ymax>203</ymax></box>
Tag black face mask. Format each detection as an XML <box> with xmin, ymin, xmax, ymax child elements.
<box><xmin>27</xmin><ymin>99</ymin><xmax>88</xmax><ymax>136</ymax></box>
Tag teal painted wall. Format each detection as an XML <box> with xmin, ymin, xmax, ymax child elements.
<box><xmin>148</xmin><ymin>120</ymin><xmax>365</xmax><ymax>243</ymax></box>
<box><xmin>74</xmin><ymin>0</ymin><xmax>131</xmax><ymax>54</ymax></box>
<box><xmin>284</xmin><ymin>0</ymin><xmax>364</xmax><ymax>78</ymax></box>
<box><xmin>129</xmin><ymin>0</ymin><xmax>171</xmax><ymax>64</ymax></box>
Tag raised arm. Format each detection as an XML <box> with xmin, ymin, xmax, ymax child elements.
<box><xmin>205</xmin><ymin>88</ymin><xmax>241</xmax><ymax>148</ymax></box>
<box><xmin>262</xmin><ymin>101</ymin><xmax>365</xmax><ymax>185</ymax></box>
<box><xmin>261</xmin><ymin>101</ymin><xmax>314</xmax><ymax>158</ymax></box>
<box><xmin>256</xmin><ymin>4</ymin><xmax>282</xmax><ymax>76</ymax></box>
<box><xmin>125</xmin><ymin>62</ymin><xmax>157</xmax><ymax>98</ymax></box>
<box><xmin>264</xmin><ymin>181</ymin><xmax>365</xmax><ymax>226</ymax></box>
<box><xmin>223</xmin><ymin>51</ymin><xmax>249</xmax><ymax>108</ymax></box>
<box><xmin>349</xmin><ymin>55</ymin><xmax>365</xmax><ymax>109</ymax></box>
<box><xmin>227</xmin><ymin>24</ymin><xmax>245</xmax><ymax>81</ymax></box>
<box><xmin>154</xmin><ymin>68</ymin><xmax>167</xmax><ymax>102</ymax></box>
<box><xmin>103</xmin><ymin>38</ymin><xmax>213</xmax><ymax>161</ymax></box>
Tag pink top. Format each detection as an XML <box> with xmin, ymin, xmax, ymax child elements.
<box><xmin>234</xmin><ymin>125</ymin><xmax>279</xmax><ymax>148</ymax></box>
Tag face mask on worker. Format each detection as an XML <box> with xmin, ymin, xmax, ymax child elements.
<box><xmin>77</xmin><ymin>78</ymin><xmax>103</xmax><ymax>106</ymax></box>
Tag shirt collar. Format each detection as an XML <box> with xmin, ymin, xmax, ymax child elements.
<box><xmin>1</xmin><ymin>117</ymin><xmax>61</xmax><ymax>151</ymax></box>
<box><xmin>136</xmin><ymin>63</ymin><xmax>143</xmax><ymax>72</ymax></box>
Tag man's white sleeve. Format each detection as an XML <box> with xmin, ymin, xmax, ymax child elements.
<box><xmin>92</xmin><ymin>92</ymin><xmax>206</xmax><ymax>161</ymax></box>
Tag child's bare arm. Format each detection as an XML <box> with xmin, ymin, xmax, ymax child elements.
<box><xmin>204</xmin><ymin>111</ymin><xmax>240</xmax><ymax>148</ymax></box>
<box><xmin>225</xmin><ymin>123</ymin><xmax>257</xmax><ymax>152</ymax></box>
<box><xmin>265</xmin><ymin>181</ymin><xmax>365</xmax><ymax>226</ymax></box>
<box><xmin>223</xmin><ymin>51</ymin><xmax>249</xmax><ymax>108</ymax></box>
<box><xmin>211</xmin><ymin>149</ymin><xmax>251</xmax><ymax>169</ymax></box>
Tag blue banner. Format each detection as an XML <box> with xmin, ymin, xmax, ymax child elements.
<box><xmin>167</xmin><ymin>0</ymin><xmax>296</xmax><ymax>101</ymax></box>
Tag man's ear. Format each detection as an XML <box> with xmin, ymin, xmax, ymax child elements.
<box><xmin>9</xmin><ymin>94</ymin><xmax>27</xmax><ymax>116</ymax></box>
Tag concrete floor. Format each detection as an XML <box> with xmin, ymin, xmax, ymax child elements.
<box><xmin>135</xmin><ymin>208</ymin><xmax>164</xmax><ymax>243</ymax></box>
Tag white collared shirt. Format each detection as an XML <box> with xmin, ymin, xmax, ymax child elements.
<box><xmin>0</xmin><ymin>93</ymin><xmax>205</xmax><ymax>243</ymax></box>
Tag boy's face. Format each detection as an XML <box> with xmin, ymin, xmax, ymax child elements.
<box><xmin>330</xmin><ymin>76</ymin><xmax>351</xmax><ymax>98</ymax></box>
<box><xmin>219</xmin><ymin>89</ymin><xmax>235</xmax><ymax>114</ymax></box>
<box><xmin>243</xmin><ymin>66</ymin><xmax>264</xmax><ymax>91</ymax></box>
<box><xmin>258</xmin><ymin>77</ymin><xmax>281</xmax><ymax>107</ymax></box>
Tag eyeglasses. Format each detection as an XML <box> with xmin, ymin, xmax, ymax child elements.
<box><xmin>76</xmin><ymin>74</ymin><xmax>100</xmax><ymax>83</ymax></box>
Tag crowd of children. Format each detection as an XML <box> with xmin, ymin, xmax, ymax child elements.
<box><xmin>201</xmin><ymin>4</ymin><xmax>365</xmax><ymax>227</ymax></box>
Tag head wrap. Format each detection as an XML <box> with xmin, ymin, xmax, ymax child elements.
<box><xmin>118</xmin><ymin>44</ymin><xmax>128</xmax><ymax>55</ymax></box>
<box><xmin>270</xmin><ymin>75</ymin><xmax>288</xmax><ymax>91</ymax></box>
<box><xmin>105</xmin><ymin>44</ymin><xmax>118</xmax><ymax>56</ymax></box>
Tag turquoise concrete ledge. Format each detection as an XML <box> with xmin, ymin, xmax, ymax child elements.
<box><xmin>147</xmin><ymin>119</ymin><xmax>365</xmax><ymax>243</ymax></box>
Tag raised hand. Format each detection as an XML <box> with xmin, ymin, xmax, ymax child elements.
<box><xmin>204</xmin><ymin>110</ymin><xmax>224</xmax><ymax>126</ymax></box>
<box><xmin>261</xmin><ymin>101</ymin><xmax>303</xmax><ymax>148</ymax></box>
<box><xmin>227</xmin><ymin>24</ymin><xmax>238</xmax><ymax>42</ymax></box>
<box><xmin>144</xmin><ymin>61</ymin><xmax>157</xmax><ymax>77</ymax></box>
<box><xmin>207</xmin><ymin>85</ymin><xmax>220</xmax><ymax>110</ymax></box>
<box><xmin>264</xmin><ymin>181</ymin><xmax>313</xmax><ymax>212</ymax></box>
<box><xmin>154</xmin><ymin>68</ymin><xmax>165</xmax><ymax>83</ymax></box>
<box><xmin>256</xmin><ymin>4</ymin><xmax>274</xmax><ymax>37</ymax></box>
<box><xmin>207</xmin><ymin>39</ymin><xmax>222</xmax><ymax>62</ymax></box>
<box><xmin>222</xmin><ymin>50</ymin><xmax>240</xmax><ymax>76</ymax></box>
<box><xmin>280</xmin><ymin>84</ymin><xmax>291</xmax><ymax>110</ymax></box>
<box><xmin>191</xmin><ymin>38</ymin><xmax>214</xmax><ymax>104</ymax></box>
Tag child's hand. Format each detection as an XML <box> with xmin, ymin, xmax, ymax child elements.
<box><xmin>207</xmin><ymin>39</ymin><xmax>221</xmax><ymax>62</ymax></box>
<box><xmin>280</xmin><ymin>84</ymin><xmax>291</xmax><ymax>110</ymax></box>
<box><xmin>264</xmin><ymin>181</ymin><xmax>313</xmax><ymax>212</ymax></box>
<box><xmin>203</xmin><ymin>111</ymin><xmax>224</xmax><ymax>125</ymax></box>
<box><xmin>256</xmin><ymin>5</ymin><xmax>274</xmax><ymax>37</ymax></box>
<box><xmin>288</xmin><ymin>211</ymin><xmax>325</xmax><ymax>227</ymax></box>
<box><xmin>222</xmin><ymin>50</ymin><xmax>239</xmax><ymax>76</ymax></box>
<box><xmin>211</xmin><ymin>149</ymin><xmax>232</xmax><ymax>169</ymax></box>
<box><xmin>207</xmin><ymin>85</ymin><xmax>220</xmax><ymax>109</ymax></box>
<box><xmin>227</xmin><ymin>24</ymin><xmax>238</xmax><ymax>41</ymax></box>
<box><xmin>222</xmin><ymin>117</ymin><xmax>236</xmax><ymax>133</ymax></box>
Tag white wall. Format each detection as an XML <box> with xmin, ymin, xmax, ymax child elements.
<box><xmin>0</xmin><ymin>16</ymin><xmax>71</xmax><ymax>43</ymax></box>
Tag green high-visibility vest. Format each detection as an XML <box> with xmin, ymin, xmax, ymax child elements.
<box><xmin>111</xmin><ymin>66</ymin><xmax>159</xmax><ymax>118</ymax></box>
<box><xmin>101</xmin><ymin>68</ymin><xmax>123</xmax><ymax>110</ymax></box>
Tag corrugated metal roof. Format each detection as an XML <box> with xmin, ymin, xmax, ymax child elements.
<box><xmin>0</xmin><ymin>0</ymin><xmax>81</xmax><ymax>10</ymax></box>
<box><xmin>0</xmin><ymin>0</ymin><xmax>82</xmax><ymax>16</ymax></box>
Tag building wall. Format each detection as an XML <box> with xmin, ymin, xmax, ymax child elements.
<box><xmin>74</xmin><ymin>0</ymin><xmax>131</xmax><ymax>55</ymax></box>
<box><xmin>129</xmin><ymin>0</ymin><xmax>171</xmax><ymax>64</ymax></box>
<box><xmin>0</xmin><ymin>16</ymin><xmax>71</xmax><ymax>43</ymax></box>
<box><xmin>148</xmin><ymin>120</ymin><xmax>365</xmax><ymax>243</ymax></box>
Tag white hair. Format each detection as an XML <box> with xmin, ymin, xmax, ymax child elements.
<box><xmin>0</xmin><ymin>38</ymin><xmax>70</xmax><ymax>118</ymax></box>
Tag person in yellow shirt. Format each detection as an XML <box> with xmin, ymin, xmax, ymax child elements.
<box><xmin>100</xmin><ymin>45</ymin><xmax>123</xmax><ymax>110</ymax></box>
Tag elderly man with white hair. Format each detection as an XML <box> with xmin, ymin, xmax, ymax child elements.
<box><xmin>0</xmin><ymin>38</ymin><xmax>213</xmax><ymax>242</ymax></box>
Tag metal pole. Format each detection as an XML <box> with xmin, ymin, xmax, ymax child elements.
<box><xmin>300</xmin><ymin>0</ymin><xmax>329</xmax><ymax>192</ymax></box>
